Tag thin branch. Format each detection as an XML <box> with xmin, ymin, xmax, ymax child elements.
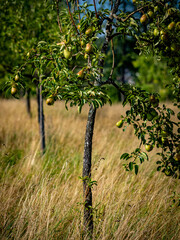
<box><xmin>66</xmin><ymin>0</ymin><xmax>79</xmax><ymax>34</ymax></box>
<box><xmin>113</xmin><ymin>5</ymin><xmax>148</xmax><ymax>23</ymax></box>
<box><xmin>93</xmin><ymin>0</ymin><xmax>98</xmax><ymax>19</ymax></box>
<box><xmin>109</xmin><ymin>32</ymin><xmax>121</xmax><ymax>41</ymax></box>
<box><xmin>77</xmin><ymin>0</ymin><xmax>81</xmax><ymax>22</ymax></box>
<box><xmin>56</xmin><ymin>0</ymin><xmax>62</xmax><ymax>33</ymax></box>
<box><xmin>109</xmin><ymin>39</ymin><xmax>115</xmax><ymax>79</ymax></box>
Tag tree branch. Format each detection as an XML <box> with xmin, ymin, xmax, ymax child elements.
<box><xmin>66</xmin><ymin>0</ymin><xmax>79</xmax><ymax>34</ymax></box>
<box><xmin>77</xmin><ymin>0</ymin><xmax>81</xmax><ymax>23</ymax></box>
<box><xmin>93</xmin><ymin>0</ymin><xmax>98</xmax><ymax>19</ymax></box>
<box><xmin>113</xmin><ymin>5</ymin><xmax>148</xmax><ymax>23</ymax></box>
<box><xmin>56</xmin><ymin>0</ymin><xmax>62</xmax><ymax>33</ymax></box>
<box><xmin>109</xmin><ymin>39</ymin><xmax>115</xmax><ymax>79</ymax></box>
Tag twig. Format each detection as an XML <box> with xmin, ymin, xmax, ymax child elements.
<box><xmin>56</xmin><ymin>0</ymin><xmax>62</xmax><ymax>33</ymax></box>
<box><xmin>109</xmin><ymin>39</ymin><xmax>115</xmax><ymax>79</ymax></box>
<box><xmin>77</xmin><ymin>0</ymin><xmax>81</xmax><ymax>22</ymax></box>
<box><xmin>93</xmin><ymin>0</ymin><xmax>98</xmax><ymax>19</ymax></box>
<box><xmin>113</xmin><ymin>5</ymin><xmax>148</xmax><ymax>23</ymax></box>
<box><xmin>66</xmin><ymin>0</ymin><xmax>79</xmax><ymax>34</ymax></box>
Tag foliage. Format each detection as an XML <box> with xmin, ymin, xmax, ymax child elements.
<box><xmin>0</xmin><ymin>0</ymin><xmax>60</xmax><ymax>96</ymax></box>
<box><xmin>132</xmin><ymin>55</ymin><xmax>173</xmax><ymax>99</ymax></box>
<box><xmin>5</xmin><ymin>0</ymin><xmax>180</xmax><ymax>179</ymax></box>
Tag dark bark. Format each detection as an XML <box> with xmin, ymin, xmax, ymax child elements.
<box><xmin>26</xmin><ymin>88</ymin><xmax>32</xmax><ymax>117</ymax></box>
<box><xmin>36</xmin><ymin>87</ymin><xmax>40</xmax><ymax>124</ymax></box>
<box><xmin>83</xmin><ymin>104</ymin><xmax>96</xmax><ymax>238</ymax></box>
<box><xmin>82</xmin><ymin>1</ymin><xmax>121</xmax><ymax>237</ymax></box>
<box><xmin>39</xmin><ymin>77</ymin><xmax>45</xmax><ymax>154</ymax></box>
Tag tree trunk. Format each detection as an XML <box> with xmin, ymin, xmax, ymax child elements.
<box><xmin>39</xmin><ymin>76</ymin><xmax>45</xmax><ymax>154</ymax></box>
<box><xmin>26</xmin><ymin>88</ymin><xmax>32</xmax><ymax>117</ymax></box>
<box><xmin>36</xmin><ymin>87</ymin><xmax>40</xmax><ymax>124</ymax></box>
<box><xmin>83</xmin><ymin>104</ymin><xmax>96</xmax><ymax>238</ymax></box>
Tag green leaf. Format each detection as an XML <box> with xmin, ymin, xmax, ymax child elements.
<box><xmin>129</xmin><ymin>162</ymin><xmax>133</xmax><ymax>171</ymax></box>
<box><xmin>135</xmin><ymin>165</ymin><xmax>139</xmax><ymax>175</ymax></box>
<box><xmin>120</xmin><ymin>153</ymin><xmax>129</xmax><ymax>160</ymax></box>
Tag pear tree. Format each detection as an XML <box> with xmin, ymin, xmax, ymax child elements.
<box><xmin>10</xmin><ymin>0</ymin><xmax>180</xmax><ymax>237</ymax></box>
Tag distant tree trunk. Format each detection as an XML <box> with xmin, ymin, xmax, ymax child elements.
<box><xmin>83</xmin><ymin>104</ymin><xmax>96</xmax><ymax>238</ymax></box>
<box><xmin>39</xmin><ymin>76</ymin><xmax>45</xmax><ymax>154</ymax></box>
<box><xmin>26</xmin><ymin>88</ymin><xmax>32</xmax><ymax>117</ymax></box>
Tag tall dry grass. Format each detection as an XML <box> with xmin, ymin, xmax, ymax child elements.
<box><xmin>0</xmin><ymin>99</ymin><xmax>179</xmax><ymax>240</ymax></box>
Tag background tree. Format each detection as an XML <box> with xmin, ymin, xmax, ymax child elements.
<box><xmin>0</xmin><ymin>0</ymin><xmax>61</xmax><ymax>153</ymax></box>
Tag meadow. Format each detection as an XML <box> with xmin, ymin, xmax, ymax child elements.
<box><xmin>0</xmin><ymin>99</ymin><xmax>179</xmax><ymax>240</ymax></box>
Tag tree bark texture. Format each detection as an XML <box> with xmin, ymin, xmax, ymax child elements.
<box><xmin>26</xmin><ymin>88</ymin><xmax>32</xmax><ymax>117</ymax></box>
<box><xmin>36</xmin><ymin>87</ymin><xmax>40</xmax><ymax>124</ymax></box>
<box><xmin>39</xmin><ymin>77</ymin><xmax>46</xmax><ymax>154</ymax></box>
<box><xmin>83</xmin><ymin>104</ymin><xmax>96</xmax><ymax>237</ymax></box>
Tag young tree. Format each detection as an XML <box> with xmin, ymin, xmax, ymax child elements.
<box><xmin>0</xmin><ymin>0</ymin><xmax>60</xmax><ymax>153</ymax></box>
<box><xmin>9</xmin><ymin>0</ymin><xmax>180</xmax><ymax>237</ymax></box>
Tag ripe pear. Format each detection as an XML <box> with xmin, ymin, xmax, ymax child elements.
<box><xmin>168</xmin><ymin>22</ymin><xmax>175</xmax><ymax>30</ymax></box>
<box><xmin>148</xmin><ymin>10</ymin><xmax>154</xmax><ymax>18</ymax></box>
<box><xmin>153</xmin><ymin>28</ymin><xmax>159</xmax><ymax>36</ymax></box>
<box><xmin>140</xmin><ymin>14</ymin><xmax>148</xmax><ymax>24</ymax></box>
<box><xmin>145</xmin><ymin>144</ymin><xmax>153</xmax><ymax>152</ymax></box>
<box><xmin>80</xmin><ymin>40</ymin><xmax>85</xmax><ymax>47</ymax></box>
<box><xmin>11</xmin><ymin>86</ymin><xmax>17</xmax><ymax>95</ymax></box>
<box><xmin>15</xmin><ymin>75</ymin><xmax>19</xmax><ymax>81</ymax></box>
<box><xmin>85</xmin><ymin>43</ymin><xmax>92</xmax><ymax>53</ymax></box>
<box><xmin>85</xmin><ymin>28</ymin><xmax>92</xmax><ymax>36</ymax></box>
<box><xmin>46</xmin><ymin>97</ymin><xmax>54</xmax><ymax>105</ymax></box>
<box><xmin>84</xmin><ymin>53</ymin><xmax>88</xmax><ymax>59</ymax></box>
<box><xmin>116</xmin><ymin>120</ymin><xmax>123</xmax><ymax>128</ymax></box>
<box><xmin>63</xmin><ymin>49</ymin><xmax>72</xmax><ymax>59</ymax></box>
<box><xmin>77</xmin><ymin>69</ymin><xmax>84</xmax><ymax>78</ymax></box>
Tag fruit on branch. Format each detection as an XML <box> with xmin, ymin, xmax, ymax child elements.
<box><xmin>116</xmin><ymin>120</ymin><xmax>123</xmax><ymax>128</ymax></box>
<box><xmin>77</xmin><ymin>24</ymin><xmax>81</xmax><ymax>30</ymax></box>
<box><xmin>148</xmin><ymin>10</ymin><xmax>154</xmax><ymax>18</ymax></box>
<box><xmin>132</xmin><ymin>0</ymin><xmax>136</xmax><ymax>3</ymax></box>
<box><xmin>85</xmin><ymin>28</ymin><xmax>92</xmax><ymax>36</ymax></box>
<box><xmin>11</xmin><ymin>86</ymin><xmax>17</xmax><ymax>95</ymax></box>
<box><xmin>80</xmin><ymin>40</ymin><xmax>85</xmax><ymax>47</ymax></box>
<box><xmin>168</xmin><ymin>22</ymin><xmax>175</xmax><ymax>30</ymax></box>
<box><xmin>160</xmin><ymin>32</ymin><xmax>168</xmax><ymax>42</ymax></box>
<box><xmin>63</xmin><ymin>49</ymin><xmax>72</xmax><ymax>59</ymax></box>
<box><xmin>27</xmin><ymin>52</ymin><xmax>30</xmax><ymax>57</ymax></box>
<box><xmin>84</xmin><ymin>53</ymin><xmax>88</xmax><ymax>59</ymax></box>
<box><xmin>140</xmin><ymin>14</ymin><xmax>148</xmax><ymax>24</ymax></box>
<box><xmin>153</xmin><ymin>28</ymin><xmax>159</xmax><ymax>36</ymax></box>
<box><xmin>46</xmin><ymin>97</ymin><xmax>54</xmax><ymax>105</ymax></box>
<box><xmin>15</xmin><ymin>75</ymin><xmax>19</xmax><ymax>81</ymax></box>
<box><xmin>77</xmin><ymin>69</ymin><xmax>84</xmax><ymax>78</ymax></box>
<box><xmin>145</xmin><ymin>144</ymin><xmax>153</xmax><ymax>152</ymax></box>
<box><xmin>85</xmin><ymin>43</ymin><xmax>92</xmax><ymax>53</ymax></box>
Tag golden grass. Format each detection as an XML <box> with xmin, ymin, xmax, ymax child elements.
<box><xmin>0</xmin><ymin>99</ymin><xmax>179</xmax><ymax>240</ymax></box>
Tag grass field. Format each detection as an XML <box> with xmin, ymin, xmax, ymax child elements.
<box><xmin>0</xmin><ymin>99</ymin><xmax>180</xmax><ymax>240</ymax></box>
